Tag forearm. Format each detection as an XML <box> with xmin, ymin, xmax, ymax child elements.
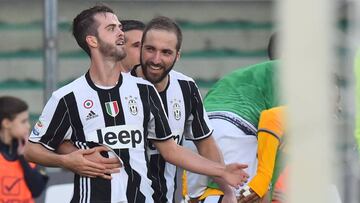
<box><xmin>195</xmin><ymin>137</ymin><xmax>224</xmax><ymax>164</ymax></box>
<box><xmin>156</xmin><ymin>140</ymin><xmax>225</xmax><ymax>178</ymax></box>
<box><xmin>24</xmin><ymin>142</ymin><xmax>67</xmax><ymax>168</ymax></box>
<box><xmin>57</xmin><ymin>140</ymin><xmax>78</xmax><ymax>154</ymax></box>
<box><xmin>195</xmin><ymin>137</ymin><xmax>232</xmax><ymax>193</ymax></box>
<box><xmin>19</xmin><ymin>156</ymin><xmax>48</xmax><ymax>197</ymax></box>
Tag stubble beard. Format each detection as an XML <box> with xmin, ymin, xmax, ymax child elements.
<box><xmin>99</xmin><ymin>39</ymin><xmax>126</xmax><ymax>62</ymax></box>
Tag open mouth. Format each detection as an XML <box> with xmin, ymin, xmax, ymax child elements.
<box><xmin>149</xmin><ymin>65</ymin><xmax>162</xmax><ymax>70</ymax></box>
<box><xmin>116</xmin><ymin>39</ymin><xmax>125</xmax><ymax>46</ymax></box>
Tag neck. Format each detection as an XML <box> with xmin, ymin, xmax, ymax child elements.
<box><xmin>116</xmin><ymin>62</ymin><xmax>129</xmax><ymax>73</ymax></box>
<box><xmin>89</xmin><ymin>54</ymin><xmax>120</xmax><ymax>86</ymax></box>
<box><xmin>0</xmin><ymin>130</ymin><xmax>12</xmax><ymax>145</ymax></box>
<box><xmin>153</xmin><ymin>76</ymin><xmax>169</xmax><ymax>92</ymax></box>
<box><xmin>119</xmin><ymin>61</ymin><xmax>132</xmax><ymax>73</ymax></box>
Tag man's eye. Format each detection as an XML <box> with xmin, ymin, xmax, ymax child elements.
<box><xmin>163</xmin><ymin>51</ymin><xmax>172</xmax><ymax>56</ymax></box>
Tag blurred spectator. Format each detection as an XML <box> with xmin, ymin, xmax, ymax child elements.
<box><xmin>0</xmin><ymin>96</ymin><xmax>48</xmax><ymax>202</ymax></box>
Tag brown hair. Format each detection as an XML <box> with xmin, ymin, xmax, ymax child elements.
<box><xmin>72</xmin><ymin>4</ymin><xmax>114</xmax><ymax>57</ymax></box>
<box><xmin>0</xmin><ymin>96</ymin><xmax>28</xmax><ymax>129</ymax></box>
<box><xmin>142</xmin><ymin>16</ymin><xmax>183</xmax><ymax>52</ymax></box>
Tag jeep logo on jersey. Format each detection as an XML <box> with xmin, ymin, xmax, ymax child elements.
<box><xmin>87</xmin><ymin>125</ymin><xmax>144</xmax><ymax>149</ymax></box>
<box><xmin>173</xmin><ymin>102</ymin><xmax>181</xmax><ymax>120</ymax></box>
<box><xmin>128</xmin><ymin>99</ymin><xmax>138</xmax><ymax>115</ymax></box>
<box><xmin>105</xmin><ymin>101</ymin><xmax>119</xmax><ymax>117</ymax></box>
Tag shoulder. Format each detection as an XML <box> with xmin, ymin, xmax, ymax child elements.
<box><xmin>52</xmin><ymin>75</ymin><xmax>86</xmax><ymax>99</ymax></box>
<box><xmin>170</xmin><ymin>70</ymin><xmax>195</xmax><ymax>83</ymax></box>
<box><xmin>122</xmin><ymin>72</ymin><xmax>155</xmax><ymax>87</ymax></box>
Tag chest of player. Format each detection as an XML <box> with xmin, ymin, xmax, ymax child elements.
<box><xmin>72</xmin><ymin>87</ymin><xmax>147</xmax><ymax>149</ymax></box>
<box><xmin>162</xmin><ymin>81</ymin><xmax>191</xmax><ymax>145</ymax></box>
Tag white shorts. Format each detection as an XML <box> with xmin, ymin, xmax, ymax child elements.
<box><xmin>184</xmin><ymin>111</ymin><xmax>258</xmax><ymax>198</ymax></box>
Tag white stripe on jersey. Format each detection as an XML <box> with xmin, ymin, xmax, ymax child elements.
<box><xmin>77</xmin><ymin>142</ymin><xmax>90</xmax><ymax>203</ymax></box>
<box><xmin>147</xmin><ymin>70</ymin><xmax>214</xmax><ymax>203</ymax></box>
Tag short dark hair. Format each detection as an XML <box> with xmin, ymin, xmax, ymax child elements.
<box><xmin>120</xmin><ymin>20</ymin><xmax>145</xmax><ymax>32</ymax></box>
<box><xmin>0</xmin><ymin>96</ymin><xmax>28</xmax><ymax>129</ymax></box>
<box><xmin>142</xmin><ymin>16</ymin><xmax>183</xmax><ymax>51</ymax></box>
<box><xmin>72</xmin><ymin>4</ymin><xmax>114</xmax><ymax>57</ymax></box>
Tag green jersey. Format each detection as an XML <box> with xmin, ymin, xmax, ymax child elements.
<box><xmin>204</xmin><ymin>60</ymin><xmax>280</xmax><ymax>128</ymax></box>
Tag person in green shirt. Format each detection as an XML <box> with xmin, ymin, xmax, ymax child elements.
<box><xmin>183</xmin><ymin>60</ymin><xmax>286</xmax><ymax>203</ymax></box>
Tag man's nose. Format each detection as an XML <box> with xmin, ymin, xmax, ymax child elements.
<box><xmin>116</xmin><ymin>27</ymin><xmax>124</xmax><ymax>37</ymax></box>
<box><xmin>151</xmin><ymin>52</ymin><xmax>161</xmax><ymax>64</ymax></box>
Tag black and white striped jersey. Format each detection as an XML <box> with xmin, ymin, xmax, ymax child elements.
<box><xmin>132</xmin><ymin>69</ymin><xmax>213</xmax><ymax>203</ymax></box>
<box><xmin>29</xmin><ymin>72</ymin><xmax>172</xmax><ymax>203</ymax></box>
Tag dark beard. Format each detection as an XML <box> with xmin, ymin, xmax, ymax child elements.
<box><xmin>141</xmin><ymin>58</ymin><xmax>176</xmax><ymax>84</ymax></box>
<box><xmin>98</xmin><ymin>38</ymin><xmax>126</xmax><ymax>61</ymax></box>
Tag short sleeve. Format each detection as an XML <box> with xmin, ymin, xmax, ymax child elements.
<box><xmin>29</xmin><ymin>94</ymin><xmax>72</xmax><ymax>151</ymax></box>
<box><xmin>184</xmin><ymin>81</ymin><xmax>213</xmax><ymax>141</ymax></box>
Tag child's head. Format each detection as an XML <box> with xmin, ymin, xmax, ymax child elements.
<box><xmin>0</xmin><ymin>96</ymin><xmax>30</xmax><ymax>139</ymax></box>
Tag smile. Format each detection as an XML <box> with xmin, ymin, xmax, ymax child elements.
<box><xmin>116</xmin><ymin>39</ymin><xmax>125</xmax><ymax>46</ymax></box>
<box><xmin>149</xmin><ymin>65</ymin><xmax>162</xmax><ymax>70</ymax></box>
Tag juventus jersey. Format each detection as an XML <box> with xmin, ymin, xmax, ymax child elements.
<box><xmin>132</xmin><ymin>69</ymin><xmax>213</xmax><ymax>203</ymax></box>
<box><xmin>29</xmin><ymin>72</ymin><xmax>172</xmax><ymax>203</ymax></box>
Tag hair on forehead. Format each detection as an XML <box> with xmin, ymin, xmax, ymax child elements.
<box><xmin>142</xmin><ymin>16</ymin><xmax>182</xmax><ymax>51</ymax></box>
<box><xmin>120</xmin><ymin>20</ymin><xmax>145</xmax><ymax>32</ymax></box>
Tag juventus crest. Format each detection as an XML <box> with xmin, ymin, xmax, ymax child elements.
<box><xmin>173</xmin><ymin>102</ymin><xmax>181</xmax><ymax>120</ymax></box>
<box><xmin>126</xmin><ymin>96</ymin><xmax>138</xmax><ymax>115</ymax></box>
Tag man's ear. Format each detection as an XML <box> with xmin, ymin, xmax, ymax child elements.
<box><xmin>86</xmin><ymin>36</ymin><xmax>98</xmax><ymax>48</ymax></box>
<box><xmin>176</xmin><ymin>50</ymin><xmax>181</xmax><ymax>61</ymax></box>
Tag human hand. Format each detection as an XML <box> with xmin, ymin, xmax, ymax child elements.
<box><xmin>84</xmin><ymin>145</ymin><xmax>122</xmax><ymax>174</ymax></box>
<box><xmin>238</xmin><ymin>187</ymin><xmax>260</xmax><ymax>203</ymax></box>
<box><xmin>222</xmin><ymin>163</ymin><xmax>249</xmax><ymax>188</ymax></box>
<box><xmin>63</xmin><ymin>148</ymin><xmax>119</xmax><ymax>180</ymax></box>
<box><xmin>17</xmin><ymin>138</ymin><xmax>27</xmax><ymax>155</ymax></box>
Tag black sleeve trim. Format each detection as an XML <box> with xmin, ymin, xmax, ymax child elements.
<box><xmin>257</xmin><ymin>128</ymin><xmax>281</xmax><ymax>143</ymax></box>
<box><xmin>147</xmin><ymin>134</ymin><xmax>174</xmax><ymax>141</ymax></box>
<box><xmin>184</xmin><ymin>129</ymin><xmax>213</xmax><ymax>141</ymax></box>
